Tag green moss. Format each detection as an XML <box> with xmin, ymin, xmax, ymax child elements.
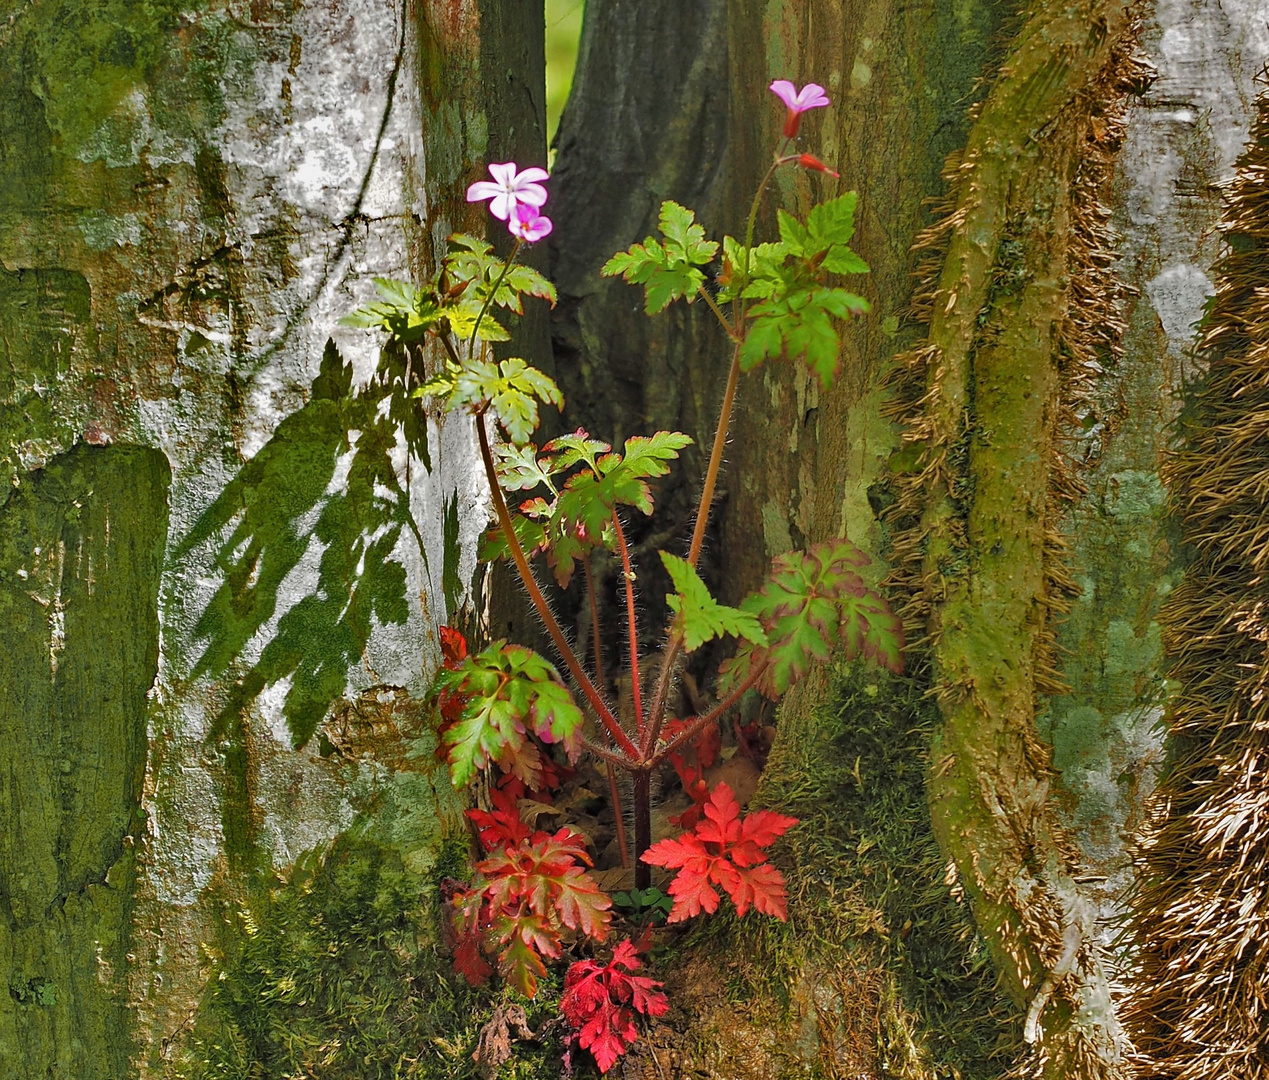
<box><xmin>0</xmin><ymin>444</ymin><xmax>170</xmax><ymax>1080</ymax></box>
<box><xmin>694</xmin><ymin>665</ymin><xmax>1016</xmax><ymax>1079</ymax></box>
<box><xmin>10</xmin><ymin>0</ymin><xmax>244</xmax><ymax>165</ymax></box>
<box><xmin>184</xmin><ymin>835</ymin><xmax>568</xmax><ymax>1080</ymax></box>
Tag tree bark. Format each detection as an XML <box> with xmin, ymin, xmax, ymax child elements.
<box><xmin>550</xmin><ymin>0</ymin><xmax>1267</xmax><ymax>1076</ymax></box>
<box><xmin>0</xmin><ymin>2</ymin><xmax>542</xmax><ymax>1076</ymax></box>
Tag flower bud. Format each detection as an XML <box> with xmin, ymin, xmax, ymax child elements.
<box><xmin>797</xmin><ymin>153</ymin><xmax>839</xmax><ymax>178</ymax></box>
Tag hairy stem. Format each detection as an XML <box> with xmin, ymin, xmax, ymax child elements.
<box><xmin>696</xmin><ymin>283</ymin><xmax>740</xmax><ymax>340</ymax></box>
<box><xmin>613</xmin><ymin>512</ymin><xmax>645</xmax><ymax>740</ymax></box>
<box><xmin>654</xmin><ymin>659</ymin><xmax>769</xmax><ymax>764</ymax></box>
<box><xmin>475</xmin><ymin>413</ymin><xmax>640</xmax><ymax>759</ymax></box>
<box><xmin>641</xmin><ymin>343</ymin><xmax>744</xmax><ymax>757</ymax></box>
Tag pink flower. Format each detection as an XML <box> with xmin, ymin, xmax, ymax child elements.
<box><xmin>769</xmin><ymin>80</ymin><xmax>831</xmax><ymax>137</ymax></box>
<box><xmin>508</xmin><ymin>203</ymin><xmax>553</xmax><ymax>243</ymax></box>
<box><xmin>466</xmin><ymin>161</ymin><xmax>550</xmax><ymax>221</ymax></box>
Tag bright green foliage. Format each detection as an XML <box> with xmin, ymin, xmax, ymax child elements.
<box><xmin>434</xmin><ymin>643</ymin><xmax>584</xmax><ymax>787</ymax></box>
<box><xmin>419</xmin><ymin>357</ymin><xmax>563</xmax><ymax>446</ymax></box>
<box><xmin>781</xmin><ymin>192</ymin><xmax>870</xmax><ymax>273</ymax></box>
<box><xmin>445</xmin><ymin>233</ymin><xmax>557</xmax><ymax>314</ymax></box>
<box><xmin>721</xmin><ymin>540</ymin><xmax>905</xmax><ymax>697</ymax></box>
<box><xmin>741</xmin><ymin>286</ymin><xmax>870</xmax><ymax>387</ymax></box>
<box><xmin>601</xmin><ymin>201</ymin><xmax>719</xmax><ymax>314</ymax></box>
<box><xmin>660</xmin><ymin>552</ymin><xmax>768</xmax><ymax>652</ymax></box>
<box><xmin>716</xmin><ymin>194</ymin><xmax>872</xmax><ymax>390</ymax></box>
<box><xmin>482</xmin><ymin>430</ymin><xmax>693</xmax><ymax>586</ymax></box>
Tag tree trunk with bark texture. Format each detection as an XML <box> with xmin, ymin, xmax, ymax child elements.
<box><xmin>549</xmin><ymin>0</ymin><xmax>1268</xmax><ymax>1076</ymax></box>
<box><xmin>0</xmin><ymin>3</ymin><xmax>544</xmax><ymax>1077</ymax></box>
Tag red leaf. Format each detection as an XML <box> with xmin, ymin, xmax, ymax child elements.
<box><xmin>641</xmin><ymin>783</ymin><xmax>797</xmax><ymax>923</ymax></box>
<box><xmin>449</xmin><ymin>829</ymin><xmax>612</xmax><ymax>998</ymax></box>
<box><xmin>562</xmin><ymin>938</ymin><xmax>669</xmax><ymax>1073</ymax></box>
<box><xmin>467</xmin><ymin>785</ymin><xmax>532</xmax><ymax>852</ymax></box>
<box><xmin>440</xmin><ymin>625</ymin><xmax>468</xmax><ymax>666</ymax></box>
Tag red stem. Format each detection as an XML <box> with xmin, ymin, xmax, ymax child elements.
<box><xmin>653</xmin><ymin>659</ymin><xmax>770</xmax><ymax>765</ymax></box>
<box><xmin>583</xmin><ymin>561</ymin><xmax>629</xmax><ymax>869</ymax></box>
<box><xmin>641</xmin><ymin>342</ymin><xmax>744</xmax><ymax>757</ymax></box>
<box><xmin>612</xmin><ymin>512</ymin><xmax>645</xmax><ymax>740</ymax></box>
<box><xmin>475</xmin><ymin>413</ymin><xmax>640</xmax><ymax>760</ymax></box>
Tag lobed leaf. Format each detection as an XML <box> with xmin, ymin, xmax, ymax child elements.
<box><xmin>660</xmin><ymin>552</ymin><xmax>768</xmax><ymax>652</ymax></box>
<box><xmin>601</xmin><ymin>201</ymin><xmax>719</xmax><ymax>315</ymax></box>
<box><xmin>719</xmin><ymin>539</ymin><xmax>905</xmax><ymax>698</ymax></box>
<box><xmin>418</xmin><ymin>357</ymin><xmax>563</xmax><ymax>445</ymax></box>
<box><xmin>434</xmin><ymin>642</ymin><xmax>584</xmax><ymax>787</ymax></box>
<box><xmin>641</xmin><ymin>783</ymin><xmax>797</xmax><ymax>923</ymax></box>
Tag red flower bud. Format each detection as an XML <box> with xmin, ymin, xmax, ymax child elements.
<box><xmin>798</xmin><ymin>153</ymin><xmax>839</xmax><ymax>178</ymax></box>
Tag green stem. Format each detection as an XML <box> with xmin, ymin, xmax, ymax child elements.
<box><xmin>696</xmin><ymin>283</ymin><xmax>740</xmax><ymax>340</ymax></box>
<box><xmin>467</xmin><ymin>238</ymin><xmax>522</xmax><ymax>356</ymax></box>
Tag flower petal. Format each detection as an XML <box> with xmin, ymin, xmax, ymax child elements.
<box><xmin>513</xmin><ymin>167</ymin><xmax>550</xmax><ymax>185</ymax></box>
<box><xmin>489</xmin><ymin>191</ymin><xmax>517</xmax><ymax>220</ymax></box>
<box><xmin>466</xmin><ymin>180</ymin><xmax>503</xmax><ymax>203</ymax></box>
<box><xmin>768</xmin><ymin>79</ymin><xmax>799</xmax><ymax>108</ymax></box>
<box><xmin>487</xmin><ymin>161</ymin><xmax>519</xmax><ymax>186</ymax></box>
<box><xmin>510</xmin><ymin>182</ymin><xmax>549</xmax><ymax>208</ymax></box>
<box><xmin>793</xmin><ymin>83</ymin><xmax>829</xmax><ymax>109</ymax></box>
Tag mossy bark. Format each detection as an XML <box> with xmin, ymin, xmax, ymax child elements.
<box><xmin>0</xmin><ymin>2</ymin><xmax>546</xmax><ymax>1076</ymax></box>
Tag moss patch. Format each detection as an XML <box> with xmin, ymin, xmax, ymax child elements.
<box><xmin>664</xmin><ymin>666</ymin><xmax>1015</xmax><ymax>1079</ymax></box>
<box><xmin>183</xmin><ymin>834</ymin><xmax>570</xmax><ymax>1080</ymax></box>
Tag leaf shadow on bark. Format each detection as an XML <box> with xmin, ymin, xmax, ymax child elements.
<box><xmin>174</xmin><ymin>340</ymin><xmax>422</xmax><ymax>751</ymax></box>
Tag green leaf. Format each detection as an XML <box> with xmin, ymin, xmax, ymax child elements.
<box><xmin>444</xmin><ymin>234</ymin><xmax>557</xmax><ymax>315</ymax></box>
<box><xmin>338</xmin><ymin>278</ymin><xmax>445</xmax><ymax>341</ymax></box>
<box><xmin>719</xmin><ymin>540</ymin><xmax>904</xmax><ymax>697</ymax></box>
<box><xmin>601</xmin><ymin>201</ymin><xmax>719</xmax><ymax>315</ymax></box>
<box><xmin>777</xmin><ymin>209</ymin><xmax>810</xmax><ymax>255</ymax></box>
<box><xmin>806</xmin><ymin>193</ymin><xmax>857</xmax><ymax>249</ymax></box>
<box><xmin>494</xmin><ymin>443</ymin><xmax>557</xmax><ymax>493</ymax></box>
<box><xmin>739</xmin><ymin>287</ymin><xmax>870</xmax><ymax>389</ymax></box>
<box><xmin>447</xmin><ymin>300</ymin><xmax>511</xmax><ymax>342</ymax></box>
<box><xmin>660</xmin><ymin>552</ymin><xmax>768</xmax><ymax>652</ymax></box>
<box><xmin>437</xmin><ymin>643</ymin><xmax>584</xmax><ymax>788</ymax></box>
<box><xmin>418</xmin><ymin>358</ymin><xmax>563</xmax><ymax>445</ymax></box>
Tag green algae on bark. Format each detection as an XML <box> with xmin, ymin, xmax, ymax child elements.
<box><xmin>0</xmin><ymin>444</ymin><xmax>170</xmax><ymax>1080</ymax></box>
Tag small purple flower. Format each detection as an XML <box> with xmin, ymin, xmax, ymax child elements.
<box><xmin>466</xmin><ymin>161</ymin><xmax>550</xmax><ymax>221</ymax></box>
<box><xmin>769</xmin><ymin>80</ymin><xmax>831</xmax><ymax>137</ymax></box>
<box><xmin>508</xmin><ymin>203</ymin><xmax>553</xmax><ymax>243</ymax></box>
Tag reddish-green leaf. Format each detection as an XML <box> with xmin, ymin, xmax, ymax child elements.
<box><xmin>434</xmin><ymin>643</ymin><xmax>584</xmax><ymax>787</ymax></box>
<box><xmin>719</xmin><ymin>539</ymin><xmax>904</xmax><ymax>697</ymax></box>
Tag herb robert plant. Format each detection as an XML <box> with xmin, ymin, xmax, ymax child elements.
<box><xmin>343</xmin><ymin>78</ymin><xmax>904</xmax><ymax>1075</ymax></box>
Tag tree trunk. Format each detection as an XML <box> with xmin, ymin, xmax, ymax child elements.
<box><xmin>550</xmin><ymin>0</ymin><xmax>1266</xmax><ymax>1076</ymax></box>
<box><xmin>0</xmin><ymin>3</ymin><xmax>542</xmax><ymax>1076</ymax></box>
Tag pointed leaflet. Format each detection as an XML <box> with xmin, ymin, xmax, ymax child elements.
<box><xmin>659</xmin><ymin>552</ymin><xmax>768</xmax><ymax>652</ymax></box>
<box><xmin>719</xmin><ymin>539</ymin><xmax>905</xmax><ymax>698</ymax></box>
<box><xmin>641</xmin><ymin>783</ymin><xmax>797</xmax><ymax>922</ymax></box>
<box><xmin>455</xmin><ymin>828</ymin><xmax>612</xmax><ymax>998</ymax></box>
<box><xmin>739</xmin><ymin>286</ymin><xmax>870</xmax><ymax>389</ymax></box>
<box><xmin>418</xmin><ymin>357</ymin><xmax>562</xmax><ymax>445</ymax></box>
<box><xmin>483</xmin><ymin>430</ymin><xmax>692</xmax><ymax>587</ymax></box>
<box><xmin>433</xmin><ymin>642</ymin><xmax>584</xmax><ymax>787</ymax></box>
<box><xmin>562</xmin><ymin>939</ymin><xmax>669</xmax><ymax>1074</ymax></box>
<box><xmin>445</xmin><ymin>233</ymin><xmax>557</xmax><ymax>314</ymax></box>
<box><xmin>602</xmin><ymin>201</ymin><xmax>719</xmax><ymax>314</ymax></box>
